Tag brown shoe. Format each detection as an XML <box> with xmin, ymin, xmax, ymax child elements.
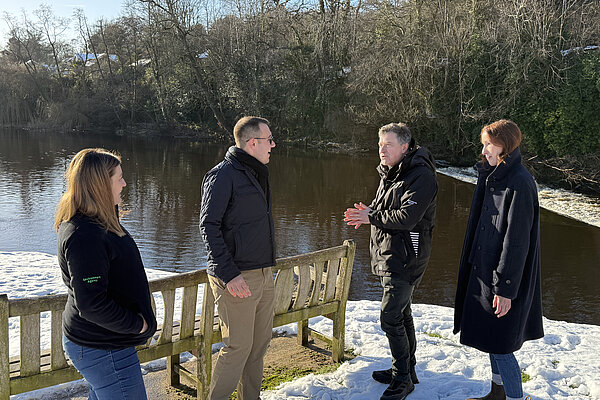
<box><xmin>466</xmin><ymin>382</ymin><xmax>506</xmax><ymax>400</ymax></box>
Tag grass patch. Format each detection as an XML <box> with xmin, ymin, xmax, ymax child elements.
<box><xmin>263</xmin><ymin>364</ymin><xmax>341</xmax><ymax>390</ymax></box>
<box><xmin>425</xmin><ymin>332</ymin><xmax>444</xmax><ymax>339</ymax></box>
<box><xmin>521</xmin><ymin>371</ymin><xmax>532</xmax><ymax>383</ymax></box>
<box><xmin>229</xmin><ymin>364</ymin><xmax>343</xmax><ymax>399</ymax></box>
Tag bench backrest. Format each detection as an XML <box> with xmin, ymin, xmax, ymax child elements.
<box><xmin>0</xmin><ymin>240</ymin><xmax>355</xmax><ymax>398</ymax></box>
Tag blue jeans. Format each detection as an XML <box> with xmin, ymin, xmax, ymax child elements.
<box><xmin>62</xmin><ymin>335</ymin><xmax>148</xmax><ymax>400</ymax></box>
<box><xmin>489</xmin><ymin>353</ymin><xmax>523</xmax><ymax>399</ymax></box>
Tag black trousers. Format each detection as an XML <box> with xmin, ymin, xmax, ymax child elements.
<box><xmin>380</xmin><ymin>275</ymin><xmax>416</xmax><ymax>380</ymax></box>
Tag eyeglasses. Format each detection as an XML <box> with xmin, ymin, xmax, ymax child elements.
<box><xmin>246</xmin><ymin>136</ymin><xmax>275</xmax><ymax>145</ymax></box>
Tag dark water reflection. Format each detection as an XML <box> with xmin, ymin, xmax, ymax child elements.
<box><xmin>1</xmin><ymin>128</ymin><xmax>599</xmax><ymax>325</ymax></box>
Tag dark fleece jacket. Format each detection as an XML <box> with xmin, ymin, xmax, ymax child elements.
<box><xmin>58</xmin><ymin>213</ymin><xmax>157</xmax><ymax>349</ymax></box>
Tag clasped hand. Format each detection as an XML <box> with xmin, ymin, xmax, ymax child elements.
<box><xmin>344</xmin><ymin>202</ymin><xmax>371</xmax><ymax>229</ymax></box>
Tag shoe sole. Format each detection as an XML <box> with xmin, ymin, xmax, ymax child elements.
<box><xmin>373</xmin><ymin>375</ymin><xmax>419</xmax><ymax>385</ymax></box>
<box><xmin>379</xmin><ymin>384</ymin><xmax>415</xmax><ymax>400</ymax></box>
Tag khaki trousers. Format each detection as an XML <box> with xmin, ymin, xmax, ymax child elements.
<box><xmin>207</xmin><ymin>268</ymin><xmax>274</xmax><ymax>400</ymax></box>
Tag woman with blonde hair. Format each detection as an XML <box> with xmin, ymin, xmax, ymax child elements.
<box><xmin>55</xmin><ymin>148</ymin><xmax>156</xmax><ymax>400</ymax></box>
<box><xmin>454</xmin><ymin>120</ymin><xmax>544</xmax><ymax>400</ymax></box>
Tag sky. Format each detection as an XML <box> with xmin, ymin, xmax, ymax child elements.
<box><xmin>3</xmin><ymin>251</ymin><xmax>600</xmax><ymax>400</ymax></box>
<box><xmin>0</xmin><ymin>0</ymin><xmax>125</xmax><ymax>44</ymax></box>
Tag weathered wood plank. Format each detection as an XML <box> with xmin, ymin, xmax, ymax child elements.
<box><xmin>8</xmin><ymin>295</ymin><xmax>66</xmax><ymax>317</ymax></box>
<box><xmin>198</xmin><ymin>283</ymin><xmax>215</xmax><ymax>400</ymax></box>
<box><xmin>292</xmin><ymin>265</ymin><xmax>311</xmax><ymax>311</ymax></box>
<box><xmin>10</xmin><ymin>366</ymin><xmax>81</xmax><ymax>395</ymax></box>
<box><xmin>335</xmin><ymin>240</ymin><xmax>355</xmax><ymax>304</ymax></box>
<box><xmin>0</xmin><ymin>295</ymin><xmax>9</xmax><ymax>400</ymax></box>
<box><xmin>20</xmin><ymin>314</ymin><xmax>40</xmax><ymax>377</ymax></box>
<box><xmin>158</xmin><ymin>289</ymin><xmax>176</xmax><ymax>345</ymax></box>
<box><xmin>173</xmin><ymin>363</ymin><xmax>198</xmax><ymax>386</ymax></box>
<box><xmin>323</xmin><ymin>258</ymin><xmax>341</xmax><ymax>302</ymax></box>
<box><xmin>148</xmin><ymin>270</ymin><xmax>208</xmax><ymax>293</ymax></box>
<box><xmin>210</xmin><ymin>301</ymin><xmax>341</xmax><ymax>345</ymax></box>
<box><xmin>273</xmin><ymin>268</ymin><xmax>294</xmax><ymax>315</ymax></box>
<box><xmin>331</xmin><ymin>239</ymin><xmax>356</xmax><ymax>362</ymax></box>
<box><xmin>297</xmin><ymin>319</ymin><xmax>309</xmax><ymax>347</ymax></box>
<box><xmin>306</xmin><ymin>327</ymin><xmax>333</xmax><ymax>346</ymax></box>
<box><xmin>137</xmin><ymin>335</ymin><xmax>202</xmax><ymax>363</ymax></box>
<box><xmin>271</xmin><ymin>302</ymin><xmax>339</xmax><ymax>330</ymax></box>
<box><xmin>309</xmin><ymin>262</ymin><xmax>324</xmax><ymax>306</ymax></box>
<box><xmin>275</xmin><ymin>245</ymin><xmax>348</xmax><ymax>271</ymax></box>
<box><xmin>50</xmin><ymin>310</ymin><xmax>67</xmax><ymax>370</ymax></box>
<box><xmin>180</xmin><ymin>286</ymin><xmax>198</xmax><ymax>339</ymax></box>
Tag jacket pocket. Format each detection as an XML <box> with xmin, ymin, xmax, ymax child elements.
<box><xmin>379</xmin><ymin>231</ymin><xmax>410</xmax><ymax>269</ymax></box>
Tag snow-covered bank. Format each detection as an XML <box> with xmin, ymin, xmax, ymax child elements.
<box><xmin>438</xmin><ymin>167</ymin><xmax>600</xmax><ymax>228</ymax></box>
<box><xmin>2</xmin><ymin>252</ymin><xmax>599</xmax><ymax>399</ymax></box>
<box><xmin>272</xmin><ymin>302</ymin><xmax>600</xmax><ymax>400</ymax></box>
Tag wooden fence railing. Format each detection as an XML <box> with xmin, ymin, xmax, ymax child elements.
<box><xmin>0</xmin><ymin>240</ymin><xmax>355</xmax><ymax>399</ymax></box>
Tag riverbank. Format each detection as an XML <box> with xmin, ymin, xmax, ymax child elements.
<box><xmin>6</xmin><ymin>124</ymin><xmax>599</xmax><ymax>195</ymax></box>
<box><xmin>437</xmin><ymin>167</ymin><xmax>600</xmax><ymax>228</ymax></box>
<box><xmin>3</xmin><ymin>252</ymin><xmax>599</xmax><ymax>400</ymax></box>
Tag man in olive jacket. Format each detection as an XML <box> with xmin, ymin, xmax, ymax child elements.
<box><xmin>345</xmin><ymin>123</ymin><xmax>438</xmax><ymax>400</ymax></box>
<box><xmin>200</xmin><ymin>116</ymin><xmax>276</xmax><ymax>400</ymax></box>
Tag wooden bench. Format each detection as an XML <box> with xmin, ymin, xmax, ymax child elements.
<box><xmin>0</xmin><ymin>240</ymin><xmax>355</xmax><ymax>399</ymax></box>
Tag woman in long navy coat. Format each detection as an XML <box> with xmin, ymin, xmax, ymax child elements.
<box><xmin>454</xmin><ymin>120</ymin><xmax>544</xmax><ymax>400</ymax></box>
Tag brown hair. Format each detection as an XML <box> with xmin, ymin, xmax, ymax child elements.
<box><xmin>378</xmin><ymin>122</ymin><xmax>412</xmax><ymax>145</ymax></box>
<box><xmin>54</xmin><ymin>148</ymin><xmax>125</xmax><ymax>236</ymax></box>
<box><xmin>481</xmin><ymin>119</ymin><xmax>522</xmax><ymax>163</ymax></box>
<box><xmin>233</xmin><ymin>116</ymin><xmax>270</xmax><ymax>147</ymax></box>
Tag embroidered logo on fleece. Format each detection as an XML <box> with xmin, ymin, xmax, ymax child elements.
<box><xmin>82</xmin><ymin>276</ymin><xmax>101</xmax><ymax>284</ymax></box>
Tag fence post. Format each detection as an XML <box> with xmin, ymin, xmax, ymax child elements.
<box><xmin>197</xmin><ymin>281</ymin><xmax>215</xmax><ymax>400</ymax></box>
<box><xmin>331</xmin><ymin>240</ymin><xmax>355</xmax><ymax>362</ymax></box>
<box><xmin>0</xmin><ymin>294</ymin><xmax>10</xmax><ymax>400</ymax></box>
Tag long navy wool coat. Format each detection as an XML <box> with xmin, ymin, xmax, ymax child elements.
<box><xmin>453</xmin><ymin>147</ymin><xmax>544</xmax><ymax>354</ymax></box>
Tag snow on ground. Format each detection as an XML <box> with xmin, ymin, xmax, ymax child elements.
<box><xmin>2</xmin><ymin>252</ymin><xmax>599</xmax><ymax>399</ymax></box>
<box><xmin>438</xmin><ymin>167</ymin><xmax>600</xmax><ymax>228</ymax></box>
<box><xmin>272</xmin><ymin>302</ymin><xmax>600</xmax><ymax>400</ymax></box>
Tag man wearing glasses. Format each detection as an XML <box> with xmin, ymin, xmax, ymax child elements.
<box><xmin>200</xmin><ymin>116</ymin><xmax>276</xmax><ymax>400</ymax></box>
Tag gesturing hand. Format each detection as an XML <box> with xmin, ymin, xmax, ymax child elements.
<box><xmin>344</xmin><ymin>202</ymin><xmax>372</xmax><ymax>229</ymax></box>
<box><xmin>493</xmin><ymin>295</ymin><xmax>512</xmax><ymax>318</ymax></box>
<box><xmin>226</xmin><ymin>275</ymin><xmax>252</xmax><ymax>298</ymax></box>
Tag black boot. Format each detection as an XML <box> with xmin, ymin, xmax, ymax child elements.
<box><xmin>410</xmin><ymin>365</ymin><xmax>419</xmax><ymax>384</ymax></box>
<box><xmin>372</xmin><ymin>368</ymin><xmax>393</xmax><ymax>384</ymax></box>
<box><xmin>372</xmin><ymin>367</ymin><xmax>419</xmax><ymax>385</ymax></box>
<box><xmin>466</xmin><ymin>382</ymin><xmax>506</xmax><ymax>400</ymax></box>
<box><xmin>380</xmin><ymin>376</ymin><xmax>415</xmax><ymax>400</ymax></box>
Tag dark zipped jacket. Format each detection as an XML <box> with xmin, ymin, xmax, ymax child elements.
<box><xmin>200</xmin><ymin>146</ymin><xmax>276</xmax><ymax>284</ymax></box>
<box><xmin>58</xmin><ymin>213</ymin><xmax>157</xmax><ymax>349</ymax></box>
<box><xmin>368</xmin><ymin>139</ymin><xmax>438</xmax><ymax>285</ymax></box>
<box><xmin>453</xmin><ymin>147</ymin><xmax>544</xmax><ymax>354</ymax></box>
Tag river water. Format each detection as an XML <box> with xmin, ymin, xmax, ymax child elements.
<box><xmin>1</xmin><ymin>128</ymin><xmax>599</xmax><ymax>325</ymax></box>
